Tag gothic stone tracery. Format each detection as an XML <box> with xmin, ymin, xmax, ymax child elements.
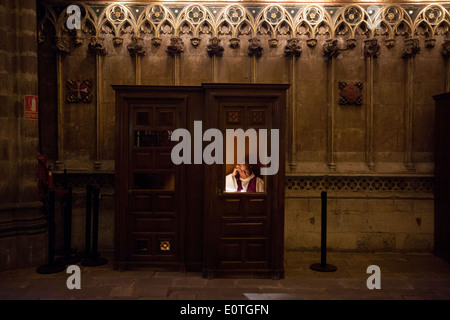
<box><xmin>38</xmin><ymin>3</ymin><xmax>450</xmax><ymax>58</ymax></box>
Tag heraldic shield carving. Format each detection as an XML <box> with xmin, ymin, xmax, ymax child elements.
<box><xmin>66</xmin><ymin>80</ymin><xmax>93</xmax><ymax>103</ymax></box>
<box><xmin>339</xmin><ymin>81</ymin><xmax>363</xmax><ymax>105</ymax></box>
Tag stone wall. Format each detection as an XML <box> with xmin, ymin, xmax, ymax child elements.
<box><xmin>0</xmin><ymin>0</ymin><xmax>46</xmax><ymax>271</ymax></box>
<box><xmin>32</xmin><ymin>2</ymin><xmax>450</xmax><ymax>260</ymax></box>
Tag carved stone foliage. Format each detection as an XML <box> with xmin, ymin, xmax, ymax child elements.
<box><xmin>229</xmin><ymin>38</ymin><xmax>240</xmax><ymax>49</ymax></box>
<box><xmin>247</xmin><ymin>37</ymin><xmax>263</xmax><ymax>58</ymax></box>
<box><xmin>339</xmin><ymin>82</ymin><xmax>363</xmax><ymax>106</ymax></box>
<box><xmin>284</xmin><ymin>38</ymin><xmax>302</xmax><ymax>58</ymax></box>
<box><xmin>38</xmin><ymin>3</ymin><xmax>450</xmax><ymax>58</ymax></box>
<box><xmin>206</xmin><ymin>37</ymin><xmax>224</xmax><ymax>57</ymax></box>
<box><xmin>127</xmin><ymin>36</ymin><xmax>146</xmax><ymax>57</ymax></box>
<box><xmin>166</xmin><ymin>37</ymin><xmax>184</xmax><ymax>56</ymax></box>
<box><xmin>88</xmin><ymin>36</ymin><xmax>107</xmax><ymax>56</ymax></box>
<box><xmin>443</xmin><ymin>40</ymin><xmax>450</xmax><ymax>58</ymax></box>
<box><xmin>402</xmin><ymin>38</ymin><xmax>421</xmax><ymax>58</ymax></box>
<box><xmin>54</xmin><ymin>35</ymin><xmax>70</xmax><ymax>55</ymax></box>
<box><xmin>323</xmin><ymin>39</ymin><xmax>341</xmax><ymax>59</ymax></box>
<box><xmin>364</xmin><ymin>39</ymin><xmax>381</xmax><ymax>58</ymax></box>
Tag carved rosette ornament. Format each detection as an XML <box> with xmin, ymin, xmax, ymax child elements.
<box><xmin>166</xmin><ymin>37</ymin><xmax>184</xmax><ymax>56</ymax></box>
<box><xmin>323</xmin><ymin>39</ymin><xmax>341</xmax><ymax>59</ymax></box>
<box><xmin>127</xmin><ymin>36</ymin><xmax>146</xmax><ymax>57</ymax></box>
<box><xmin>443</xmin><ymin>40</ymin><xmax>450</xmax><ymax>58</ymax></box>
<box><xmin>247</xmin><ymin>37</ymin><xmax>263</xmax><ymax>58</ymax></box>
<box><xmin>307</xmin><ymin>38</ymin><xmax>317</xmax><ymax>48</ymax></box>
<box><xmin>229</xmin><ymin>37</ymin><xmax>240</xmax><ymax>49</ymax></box>
<box><xmin>191</xmin><ymin>38</ymin><xmax>201</xmax><ymax>48</ymax></box>
<box><xmin>113</xmin><ymin>37</ymin><xmax>123</xmax><ymax>47</ymax></box>
<box><xmin>206</xmin><ymin>37</ymin><xmax>224</xmax><ymax>57</ymax></box>
<box><xmin>284</xmin><ymin>38</ymin><xmax>302</xmax><ymax>58</ymax></box>
<box><xmin>364</xmin><ymin>39</ymin><xmax>381</xmax><ymax>58</ymax></box>
<box><xmin>402</xmin><ymin>38</ymin><xmax>420</xmax><ymax>59</ymax></box>
<box><xmin>88</xmin><ymin>36</ymin><xmax>107</xmax><ymax>56</ymax></box>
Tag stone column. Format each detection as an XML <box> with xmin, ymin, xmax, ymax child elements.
<box><xmin>0</xmin><ymin>0</ymin><xmax>46</xmax><ymax>270</ymax></box>
<box><xmin>402</xmin><ymin>38</ymin><xmax>420</xmax><ymax>172</ymax></box>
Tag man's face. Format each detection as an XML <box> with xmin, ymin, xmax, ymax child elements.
<box><xmin>237</xmin><ymin>164</ymin><xmax>250</xmax><ymax>179</ymax></box>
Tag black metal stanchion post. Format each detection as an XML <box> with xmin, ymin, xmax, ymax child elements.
<box><xmin>78</xmin><ymin>184</ymin><xmax>93</xmax><ymax>259</ymax></box>
<box><xmin>310</xmin><ymin>191</ymin><xmax>337</xmax><ymax>272</ymax></box>
<box><xmin>82</xmin><ymin>186</ymin><xmax>107</xmax><ymax>267</ymax></box>
<box><xmin>56</xmin><ymin>187</ymin><xmax>80</xmax><ymax>265</ymax></box>
<box><xmin>37</xmin><ymin>189</ymin><xmax>66</xmax><ymax>274</ymax></box>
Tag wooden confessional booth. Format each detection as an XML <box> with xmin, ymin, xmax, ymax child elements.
<box><xmin>113</xmin><ymin>83</ymin><xmax>289</xmax><ymax>279</ymax></box>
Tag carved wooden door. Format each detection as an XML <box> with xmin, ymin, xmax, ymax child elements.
<box><xmin>114</xmin><ymin>87</ymin><xmax>193</xmax><ymax>271</ymax></box>
<box><xmin>203</xmin><ymin>84</ymin><xmax>288</xmax><ymax>279</ymax></box>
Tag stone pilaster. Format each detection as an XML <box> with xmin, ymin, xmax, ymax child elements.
<box><xmin>0</xmin><ymin>0</ymin><xmax>46</xmax><ymax>270</ymax></box>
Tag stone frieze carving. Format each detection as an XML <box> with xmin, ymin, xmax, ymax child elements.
<box><xmin>364</xmin><ymin>38</ymin><xmax>381</xmax><ymax>58</ymax></box>
<box><xmin>284</xmin><ymin>38</ymin><xmax>302</xmax><ymax>58</ymax></box>
<box><xmin>127</xmin><ymin>36</ymin><xmax>146</xmax><ymax>56</ymax></box>
<box><xmin>88</xmin><ymin>36</ymin><xmax>107</xmax><ymax>56</ymax></box>
<box><xmin>166</xmin><ymin>37</ymin><xmax>184</xmax><ymax>56</ymax></box>
<box><xmin>402</xmin><ymin>38</ymin><xmax>420</xmax><ymax>59</ymax></box>
<box><xmin>247</xmin><ymin>37</ymin><xmax>263</xmax><ymax>58</ymax></box>
<box><xmin>206</xmin><ymin>37</ymin><xmax>224</xmax><ymax>57</ymax></box>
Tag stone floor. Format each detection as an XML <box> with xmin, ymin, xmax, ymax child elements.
<box><xmin>1</xmin><ymin>251</ymin><xmax>450</xmax><ymax>301</ymax></box>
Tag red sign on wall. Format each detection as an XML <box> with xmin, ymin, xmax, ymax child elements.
<box><xmin>25</xmin><ymin>95</ymin><xmax>38</xmax><ymax>120</ymax></box>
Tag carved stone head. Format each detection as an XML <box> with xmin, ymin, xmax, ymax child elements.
<box><xmin>247</xmin><ymin>37</ymin><xmax>263</xmax><ymax>58</ymax></box>
<box><xmin>364</xmin><ymin>38</ymin><xmax>381</xmax><ymax>58</ymax></box>
<box><xmin>206</xmin><ymin>37</ymin><xmax>224</xmax><ymax>57</ymax></box>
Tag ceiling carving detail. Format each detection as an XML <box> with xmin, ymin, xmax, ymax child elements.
<box><xmin>38</xmin><ymin>2</ymin><xmax>450</xmax><ymax>55</ymax></box>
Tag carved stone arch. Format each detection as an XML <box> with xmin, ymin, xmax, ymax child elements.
<box><xmin>37</xmin><ymin>4</ymin><xmax>57</xmax><ymax>44</ymax></box>
<box><xmin>296</xmin><ymin>20</ymin><xmax>313</xmax><ymax>38</ymax></box>
<box><xmin>314</xmin><ymin>20</ymin><xmax>333</xmax><ymax>40</ymax></box>
<box><xmin>393</xmin><ymin>20</ymin><xmax>413</xmax><ymax>38</ymax></box>
<box><xmin>275</xmin><ymin>19</ymin><xmax>294</xmax><ymax>37</ymax></box>
<box><xmin>374</xmin><ymin>19</ymin><xmax>394</xmax><ymax>38</ymax></box>
<box><xmin>335</xmin><ymin>4</ymin><xmax>371</xmax><ymax>39</ymax></box>
<box><xmin>236</xmin><ymin>19</ymin><xmax>255</xmax><ymax>38</ymax></box>
<box><xmin>198</xmin><ymin>19</ymin><xmax>214</xmax><ymax>36</ymax></box>
<box><xmin>217</xmin><ymin>19</ymin><xmax>234</xmax><ymax>37</ymax></box>
<box><xmin>355</xmin><ymin>19</ymin><xmax>372</xmax><ymax>38</ymax></box>
<box><xmin>159</xmin><ymin>19</ymin><xmax>176</xmax><ymax>36</ymax></box>
<box><xmin>137</xmin><ymin>19</ymin><xmax>156</xmax><ymax>38</ymax></box>
<box><xmin>435</xmin><ymin>19</ymin><xmax>450</xmax><ymax>37</ymax></box>
<box><xmin>177</xmin><ymin>4</ymin><xmax>212</xmax><ymax>38</ymax></box>
<box><xmin>414</xmin><ymin>20</ymin><xmax>434</xmax><ymax>39</ymax></box>
<box><xmin>335</xmin><ymin>20</ymin><xmax>352</xmax><ymax>37</ymax></box>
<box><xmin>178</xmin><ymin>19</ymin><xmax>196</xmax><ymax>37</ymax></box>
<box><xmin>139</xmin><ymin>3</ymin><xmax>175</xmax><ymax>38</ymax></box>
<box><xmin>99</xmin><ymin>19</ymin><xmax>116</xmax><ymax>37</ymax></box>
<box><xmin>118</xmin><ymin>19</ymin><xmax>135</xmax><ymax>37</ymax></box>
<box><xmin>414</xmin><ymin>4</ymin><xmax>448</xmax><ymax>41</ymax></box>
<box><xmin>256</xmin><ymin>20</ymin><xmax>275</xmax><ymax>38</ymax></box>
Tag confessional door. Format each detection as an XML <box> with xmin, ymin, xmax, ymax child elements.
<box><xmin>114</xmin><ymin>86</ymin><xmax>202</xmax><ymax>271</ymax></box>
<box><xmin>203</xmin><ymin>84</ymin><xmax>288</xmax><ymax>279</ymax></box>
